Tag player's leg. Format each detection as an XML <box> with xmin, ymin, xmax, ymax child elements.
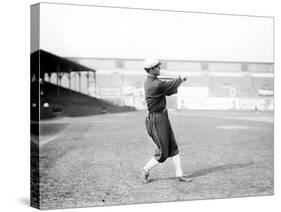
<box><xmin>143</xmin><ymin>156</ymin><xmax>159</xmax><ymax>173</ymax></box>
<box><xmin>168</xmin><ymin>128</ymin><xmax>182</xmax><ymax>177</ymax></box>
<box><xmin>141</xmin><ymin>156</ymin><xmax>159</xmax><ymax>183</ymax></box>
<box><xmin>168</xmin><ymin>119</ymin><xmax>192</xmax><ymax>182</ymax></box>
<box><xmin>171</xmin><ymin>154</ymin><xmax>191</xmax><ymax>182</ymax></box>
<box><xmin>141</xmin><ymin>114</ymin><xmax>169</xmax><ymax>183</ymax></box>
<box><xmin>142</xmin><ymin>115</ymin><xmax>160</xmax><ymax>183</ymax></box>
<box><xmin>171</xmin><ymin>154</ymin><xmax>183</xmax><ymax>177</ymax></box>
<box><xmin>149</xmin><ymin>114</ymin><xmax>170</xmax><ymax>163</ymax></box>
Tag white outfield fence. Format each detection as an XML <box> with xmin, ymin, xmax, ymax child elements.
<box><xmin>176</xmin><ymin>96</ymin><xmax>273</xmax><ymax>111</ymax></box>
<box><xmin>176</xmin><ymin>86</ymin><xmax>273</xmax><ymax>111</ymax></box>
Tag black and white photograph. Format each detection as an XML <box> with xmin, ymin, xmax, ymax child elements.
<box><xmin>30</xmin><ymin>2</ymin><xmax>274</xmax><ymax>210</ymax></box>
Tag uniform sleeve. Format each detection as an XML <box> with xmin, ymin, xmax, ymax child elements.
<box><xmin>159</xmin><ymin>77</ymin><xmax>182</xmax><ymax>96</ymax></box>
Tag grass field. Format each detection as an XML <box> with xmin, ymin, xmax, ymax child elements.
<box><xmin>38</xmin><ymin>110</ymin><xmax>274</xmax><ymax>209</ymax></box>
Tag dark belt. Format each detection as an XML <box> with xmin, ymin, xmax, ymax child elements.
<box><xmin>148</xmin><ymin>108</ymin><xmax>167</xmax><ymax>115</ymax></box>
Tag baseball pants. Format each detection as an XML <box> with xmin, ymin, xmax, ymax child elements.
<box><xmin>145</xmin><ymin>110</ymin><xmax>179</xmax><ymax>163</ymax></box>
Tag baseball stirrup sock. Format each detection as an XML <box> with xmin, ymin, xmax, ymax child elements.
<box><xmin>144</xmin><ymin>157</ymin><xmax>159</xmax><ymax>173</ymax></box>
<box><xmin>171</xmin><ymin>154</ymin><xmax>183</xmax><ymax>177</ymax></box>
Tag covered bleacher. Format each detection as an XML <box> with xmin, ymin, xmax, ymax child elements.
<box><xmin>31</xmin><ymin>50</ymin><xmax>135</xmax><ymax>120</ymax></box>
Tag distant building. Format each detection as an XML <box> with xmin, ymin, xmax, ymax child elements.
<box><xmin>56</xmin><ymin>57</ymin><xmax>274</xmax><ymax>111</ymax></box>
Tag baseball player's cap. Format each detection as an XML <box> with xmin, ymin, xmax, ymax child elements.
<box><xmin>144</xmin><ymin>58</ymin><xmax>162</xmax><ymax>69</ymax></box>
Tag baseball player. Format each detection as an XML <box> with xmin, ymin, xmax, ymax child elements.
<box><xmin>141</xmin><ymin>58</ymin><xmax>192</xmax><ymax>184</ymax></box>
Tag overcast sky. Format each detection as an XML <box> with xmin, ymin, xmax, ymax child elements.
<box><xmin>39</xmin><ymin>3</ymin><xmax>274</xmax><ymax>62</ymax></box>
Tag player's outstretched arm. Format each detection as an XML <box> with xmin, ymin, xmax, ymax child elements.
<box><xmin>159</xmin><ymin>77</ymin><xmax>183</xmax><ymax>96</ymax></box>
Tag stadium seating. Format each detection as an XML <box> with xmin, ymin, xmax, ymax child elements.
<box><xmin>40</xmin><ymin>82</ymin><xmax>135</xmax><ymax>119</ymax></box>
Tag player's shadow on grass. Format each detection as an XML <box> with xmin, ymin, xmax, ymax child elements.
<box><xmin>185</xmin><ymin>162</ymin><xmax>254</xmax><ymax>179</ymax></box>
<box><xmin>150</xmin><ymin>162</ymin><xmax>254</xmax><ymax>183</ymax></box>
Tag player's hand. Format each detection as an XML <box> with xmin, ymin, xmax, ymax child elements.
<box><xmin>181</xmin><ymin>76</ymin><xmax>187</xmax><ymax>82</ymax></box>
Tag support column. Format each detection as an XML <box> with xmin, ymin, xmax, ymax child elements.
<box><xmin>93</xmin><ymin>71</ymin><xmax>97</xmax><ymax>97</ymax></box>
<box><xmin>58</xmin><ymin>72</ymin><xmax>63</xmax><ymax>87</ymax></box>
<box><xmin>78</xmin><ymin>72</ymin><xmax>81</xmax><ymax>92</ymax></box>
<box><xmin>56</xmin><ymin>66</ymin><xmax>60</xmax><ymax>100</ymax></box>
<box><xmin>73</xmin><ymin>72</ymin><xmax>77</xmax><ymax>91</ymax></box>
<box><xmin>86</xmin><ymin>71</ymin><xmax>90</xmax><ymax>95</ymax></box>
<box><xmin>67</xmin><ymin>71</ymin><xmax>71</xmax><ymax>90</ymax></box>
<box><xmin>48</xmin><ymin>73</ymin><xmax>52</xmax><ymax>83</ymax></box>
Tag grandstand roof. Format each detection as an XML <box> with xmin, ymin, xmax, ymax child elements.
<box><xmin>31</xmin><ymin>49</ymin><xmax>95</xmax><ymax>75</ymax></box>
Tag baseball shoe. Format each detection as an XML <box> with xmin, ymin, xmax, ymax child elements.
<box><xmin>141</xmin><ymin>168</ymin><xmax>149</xmax><ymax>184</ymax></box>
<box><xmin>177</xmin><ymin>176</ymin><xmax>192</xmax><ymax>182</ymax></box>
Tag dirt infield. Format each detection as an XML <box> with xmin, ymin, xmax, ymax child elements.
<box><xmin>39</xmin><ymin>110</ymin><xmax>273</xmax><ymax>209</ymax></box>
